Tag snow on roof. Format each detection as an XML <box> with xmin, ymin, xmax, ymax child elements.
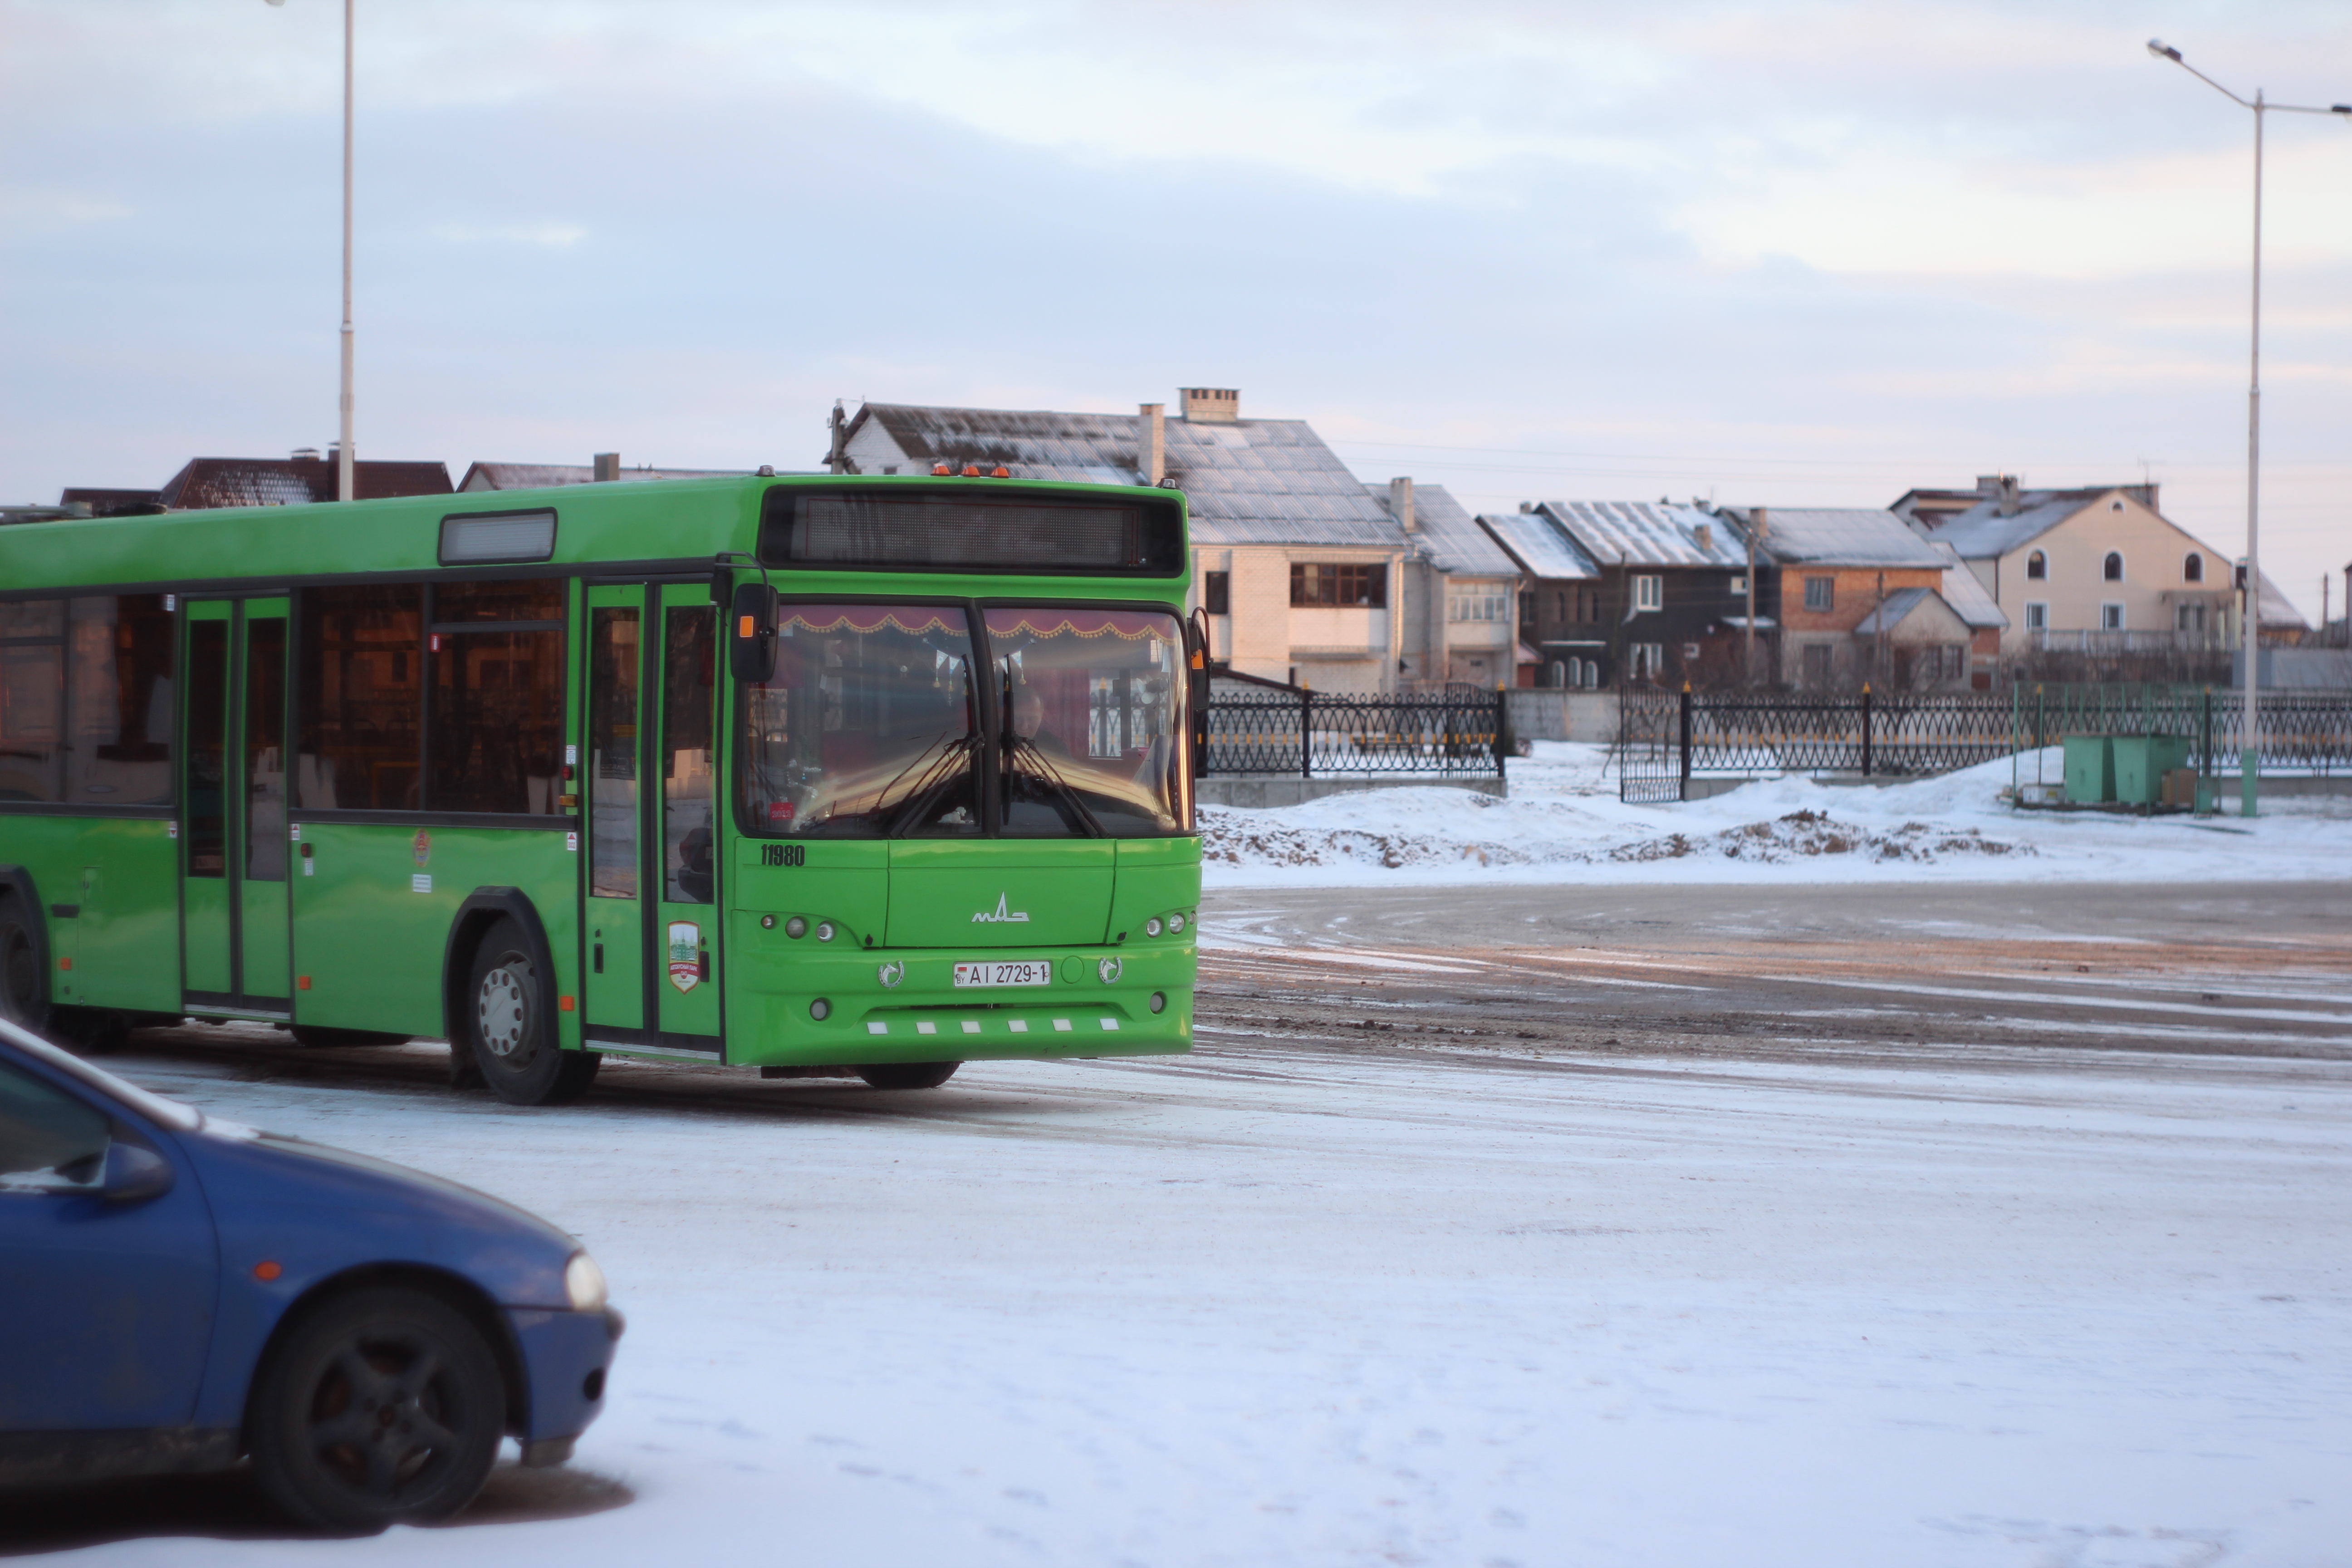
<box><xmin>1382</xmin><ymin>483</ymin><xmax>1518</xmax><ymax>577</ymax></box>
<box><xmin>1747</xmin><ymin>507</ymin><xmax>1947</xmax><ymax>568</ymax></box>
<box><xmin>1923</xmin><ymin>494</ymin><xmax>2091</xmax><ymax>558</ymax></box>
<box><xmin>1929</xmin><ymin>542</ymin><xmax>2009</xmax><ymax>629</ymax></box>
<box><xmin>1849</xmin><ymin>586</ymin><xmax>1943</xmax><ymax>636</ymax></box>
<box><xmin>158</xmin><ymin>457</ymin><xmax>451</xmax><ymax>509</ymax></box>
<box><xmin>459</xmin><ymin>461</ymin><xmax>749</xmax><ymax>491</ymax></box>
<box><xmin>1536</xmin><ymin>500</ymin><xmax>1747</xmax><ymax>568</ymax></box>
<box><xmin>1475</xmin><ymin>510</ymin><xmax>1597</xmax><ymax>581</ymax></box>
<box><xmin>848</xmin><ymin>403</ymin><xmax>1405</xmax><ymax>551</ymax></box>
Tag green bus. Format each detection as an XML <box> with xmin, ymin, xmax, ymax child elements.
<box><xmin>0</xmin><ymin>475</ymin><xmax>1203</xmax><ymax>1103</ymax></box>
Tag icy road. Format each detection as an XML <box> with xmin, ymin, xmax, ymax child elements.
<box><xmin>13</xmin><ymin>881</ymin><xmax>2352</xmax><ymax>1568</ymax></box>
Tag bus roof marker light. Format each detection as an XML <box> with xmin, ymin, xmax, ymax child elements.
<box><xmin>990</xmin><ymin>466</ymin><xmax>1011</xmax><ymax>478</ymax></box>
<box><xmin>932</xmin><ymin>464</ymin><xmax>953</xmax><ymax>476</ymax></box>
<box><xmin>961</xmin><ymin>465</ymin><xmax>981</xmax><ymax>477</ymax></box>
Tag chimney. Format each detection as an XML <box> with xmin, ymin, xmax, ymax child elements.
<box><xmin>593</xmin><ymin>452</ymin><xmax>620</xmax><ymax>483</ymax></box>
<box><xmin>291</xmin><ymin>447</ymin><xmax>321</xmax><ymax>462</ymax></box>
<box><xmin>1179</xmin><ymin>387</ymin><xmax>1239</xmax><ymax>423</ymax></box>
<box><xmin>1139</xmin><ymin>403</ymin><xmax>1165</xmax><ymax>485</ymax></box>
<box><xmin>1693</xmin><ymin>520</ymin><xmax>1713</xmax><ymax>554</ymax></box>
<box><xmin>1996</xmin><ymin>475</ymin><xmax>2021</xmax><ymax>517</ymax></box>
<box><xmin>1389</xmin><ymin>476</ymin><xmax>1416</xmax><ymax>533</ymax></box>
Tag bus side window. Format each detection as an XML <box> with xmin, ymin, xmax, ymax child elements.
<box><xmin>589</xmin><ymin>607</ymin><xmax>639</xmax><ymax>899</ymax></box>
<box><xmin>0</xmin><ymin>599</ymin><xmax>65</xmax><ymax>805</ymax></box>
<box><xmin>299</xmin><ymin>585</ymin><xmax>423</xmax><ymax>811</ymax></box>
<box><xmin>66</xmin><ymin>595</ymin><xmax>174</xmax><ymax>808</ymax></box>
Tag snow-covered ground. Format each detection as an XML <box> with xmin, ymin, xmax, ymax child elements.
<box><xmin>1203</xmin><ymin>743</ymin><xmax>2352</xmax><ymax>888</ymax></box>
<box><xmin>54</xmin><ymin>1027</ymin><xmax>2352</xmax><ymax>1568</ymax></box>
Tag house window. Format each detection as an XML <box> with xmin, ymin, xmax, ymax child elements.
<box><xmin>1729</xmin><ymin>575</ymin><xmax>1747</xmax><ymax>597</ymax></box>
<box><xmin>2025</xmin><ymin>601</ymin><xmax>2048</xmax><ymax>632</ymax></box>
<box><xmin>1202</xmin><ymin>571</ymin><xmax>1230</xmax><ymax>616</ymax></box>
<box><xmin>1289</xmin><ymin>562</ymin><xmax>1385</xmax><ymax>608</ymax></box>
<box><xmin>2183</xmin><ymin>553</ymin><xmax>2203</xmax><ymax>583</ymax></box>
<box><xmin>1682</xmin><ymin>642</ymin><xmax>1701</xmax><ymax>661</ymax></box>
<box><xmin>1803</xmin><ymin>576</ymin><xmax>1834</xmax><ymax>612</ymax></box>
<box><xmin>1632</xmin><ymin>575</ymin><xmax>1662</xmax><ymax>612</ymax></box>
<box><xmin>1802</xmin><ymin>643</ymin><xmax>1833</xmax><ymax>686</ymax></box>
<box><xmin>2026</xmin><ymin>550</ymin><xmax>2046</xmax><ymax>580</ymax></box>
<box><xmin>1448</xmin><ymin>589</ymin><xmax>1509</xmax><ymax>623</ymax></box>
<box><xmin>2103</xmin><ymin>551</ymin><xmax>2124</xmax><ymax>582</ymax></box>
<box><xmin>2177</xmin><ymin>603</ymin><xmax>2207</xmax><ymax>634</ymax></box>
<box><xmin>1547</xmin><ymin>660</ymin><xmax>1567</xmax><ymax>689</ymax></box>
<box><xmin>2101</xmin><ymin>603</ymin><xmax>2125</xmax><ymax>632</ymax></box>
<box><xmin>1942</xmin><ymin>645</ymin><xmax>1965</xmax><ymax>682</ymax></box>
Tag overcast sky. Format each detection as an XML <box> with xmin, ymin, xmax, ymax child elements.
<box><xmin>5</xmin><ymin>0</ymin><xmax>2347</xmax><ymax>618</ymax></box>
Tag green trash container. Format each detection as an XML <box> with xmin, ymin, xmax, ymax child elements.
<box><xmin>2112</xmin><ymin>733</ymin><xmax>2193</xmax><ymax>807</ymax></box>
<box><xmin>2063</xmin><ymin>734</ymin><xmax>2115</xmax><ymax>804</ymax></box>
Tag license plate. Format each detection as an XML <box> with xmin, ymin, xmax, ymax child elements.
<box><xmin>954</xmin><ymin>960</ymin><xmax>1054</xmax><ymax>988</ymax></box>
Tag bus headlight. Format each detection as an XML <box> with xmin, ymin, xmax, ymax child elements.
<box><xmin>785</xmin><ymin>916</ymin><xmax>808</xmax><ymax>938</ymax></box>
<box><xmin>1169</xmin><ymin>913</ymin><xmax>1186</xmax><ymax>934</ymax></box>
<box><xmin>1145</xmin><ymin>916</ymin><xmax>1163</xmax><ymax>937</ymax></box>
<box><xmin>564</xmin><ymin>1251</ymin><xmax>609</xmax><ymax>1313</ymax></box>
<box><xmin>816</xmin><ymin>921</ymin><xmax>835</xmax><ymax>942</ymax></box>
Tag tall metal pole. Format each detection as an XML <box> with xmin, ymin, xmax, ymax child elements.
<box><xmin>2240</xmin><ymin>92</ymin><xmax>2262</xmax><ymax>814</ymax></box>
<box><xmin>335</xmin><ymin>0</ymin><xmax>355</xmax><ymax>503</ymax></box>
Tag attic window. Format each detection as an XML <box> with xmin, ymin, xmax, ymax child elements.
<box><xmin>2183</xmin><ymin>553</ymin><xmax>2203</xmax><ymax>583</ymax></box>
<box><xmin>2110</xmin><ymin>499</ymin><xmax>2124</xmax><ymax>511</ymax></box>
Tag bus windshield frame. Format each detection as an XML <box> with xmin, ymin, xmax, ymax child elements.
<box><xmin>734</xmin><ymin>597</ymin><xmax>1191</xmax><ymax>840</ymax></box>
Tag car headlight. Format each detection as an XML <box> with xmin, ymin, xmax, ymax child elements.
<box><xmin>564</xmin><ymin>1250</ymin><xmax>609</xmax><ymax>1313</ymax></box>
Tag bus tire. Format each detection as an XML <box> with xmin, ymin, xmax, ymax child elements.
<box><xmin>245</xmin><ymin>1284</ymin><xmax>505</xmax><ymax>1532</ymax></box>
<box><xmin>857</xmin><ymin>1061</ymin><xmax>960</xmax><ymax>1090</ymax></box>
<box><xmin>463</xmin><ymin>917</ymin><xmax>599</xmax><ymax>1106</ymax></box>
<box><xmin>0</xmin><ymin>896</ymin><xmax>48</xmax><ymax>1034</ymax></box>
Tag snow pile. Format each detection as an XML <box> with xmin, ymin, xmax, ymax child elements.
<box><xmin>1200</xmin><ymin>741</ymin><xmax>2352</xmax><ymax>888</ymax></box>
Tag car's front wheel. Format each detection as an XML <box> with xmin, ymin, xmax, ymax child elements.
<box><xmin>246</xmin><ymin>1285</ymin><xmax>506</xmax><ymax>1533</ymax></box>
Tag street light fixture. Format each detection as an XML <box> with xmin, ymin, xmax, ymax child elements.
<box><xmin>265</xmin><ymin>0</ymin><xmax>357</xmax><ymax>505</ymax></box>
<box><xmin>2146</xmin><ymin>40</ymin><xmax>2351</xmax><ymax>817</ymax></box>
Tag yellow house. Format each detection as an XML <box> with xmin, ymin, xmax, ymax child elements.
<box><xmin>1894</xmin><ymin>478</ymin><xmax>2267</xmax><ymax>653</ymax></box>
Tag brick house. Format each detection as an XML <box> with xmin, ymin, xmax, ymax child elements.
<box><xmin>1717</xmin><ymin>506</ymin><xmax>1979</xmax><ymax>690</ymax></box>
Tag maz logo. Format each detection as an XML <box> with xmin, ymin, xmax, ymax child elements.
<box><xmin>971</xmin><ymin>893</ymin><xmax>1031</xmax><ymax>925</ymax></box>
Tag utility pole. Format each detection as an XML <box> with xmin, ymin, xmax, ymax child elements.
<box><xmin>2148</xmin><ymin>39</ymin><xmax>2351</xmax><ymax>814</ymax></box>
<box><xmin>1745</xmin><ymin>507</ymin><xmax>1766</xmax><ymax>686</ymax></box>
<box><xmin>266</xmin><ymin>0</ymin><xmax>357</xmax><ymax>502</ymax></box>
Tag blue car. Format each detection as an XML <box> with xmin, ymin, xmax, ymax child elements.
<box><xmin>0</xmin><ymin>1018</ymin><xmax>621</xmax><ymax>1531</ymax></box>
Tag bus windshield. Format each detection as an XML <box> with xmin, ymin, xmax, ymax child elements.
<box><xmin>986</xmin><ymin>606</ymin><xmax>1186</xmax><ymax>837</ymax></box>
<box><xmin>741</xmin><ymin>604</ymin><xmax>978</xmax><ymax>838</ymax></box>
<box><xmin>738</xmin><ymin>603</ymin><xmax>1188</xmax><ymax>838</ymax></box>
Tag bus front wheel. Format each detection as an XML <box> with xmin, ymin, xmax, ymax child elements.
<box><xmin>464</xmin><ymin>918</ymin><xmax>599</xmax><ymax>1107</ymax></box>
<box><xmin>857</xmin><ymin>1061</ymin><xmax>960</xmax><ymax>1090</ymax></box>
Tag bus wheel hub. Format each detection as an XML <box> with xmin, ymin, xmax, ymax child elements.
<box><xmin>478</xmin><ymin>965</ymin><xmax>530</xmax><ymax>1057</ymax></box>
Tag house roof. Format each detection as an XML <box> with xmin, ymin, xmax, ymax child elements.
<box><xmin>1739</xmin><ymin>506</ymin><xmax>1948</xmax><ymax>569</ymax></box>
<box><xmin>457</xmin><ymin>461</ymin><xmax>748</xmax><ymax>492</ymax></box>
<box><xmin>1850</xmin><ymin>586</ymin><xmax>1943</xmax><ymax>636</ymax></box>
<box><xmin>1919</xmin><ymin>494</ymin><xmax>2087</xmax><ymax>558</ymax></box>
<box><xmin>1535</xmin><ymin>500</ymin><xmax>1748</xmax><ymax>568</ymax></box>
<box><xmin>1475</xmin><ymin>510</ymin><xmax>1597</xmax><ymax>581</ymax></box>
<box><xmin>1382</xmin><ymin>483</ymin><xmax>1519</xmax><ymax>577</ymax></box>
<box><xmin>1928</xmin><ymin>542</ymin><xmax>2009</xmax><ymax>630</ymax></box>
<box><xmin>843</xmin><ymin>402</ymin><xmax>1405</xmax><ymax>551</ymax></box>
<box><xmin>158</xmin><ymin>457</ymin><xmax>451</xmax><ymax>510</ymax></box>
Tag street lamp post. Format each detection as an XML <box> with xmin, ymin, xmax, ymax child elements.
<box><xmin>267</xmin><ymin>0</ymin><xmax>356</xmax><ymax>504</ymax></box>
<box><xmin>2146</xmin><ymin>40</ymin><xmax>2350</xmax><ymax>817</ymax></box>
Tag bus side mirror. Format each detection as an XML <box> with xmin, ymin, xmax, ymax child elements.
<box><xmin>730</xmin><ymin>581</ymin><xmax>779</xmax><ymax>684</ymax></box>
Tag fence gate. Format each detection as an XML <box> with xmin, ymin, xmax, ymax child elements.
<box><xmin>1617</xmin><ymin>688</ymin><xmax>1684</xmax><ymax>803</ymax></box>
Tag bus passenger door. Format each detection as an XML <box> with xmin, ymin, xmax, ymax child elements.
<box><xmin>179</xmin><ymin>598</ymin><xmax>292</xmax><ymax>1015</ymax></box>
<box><xmin>179</xmin><ymin>602</ymin><xmax>234</xmax><ymax>1004</ymax></box>
<box><xmin>652</xmin><ymin>585</ymin><xmax>721</xmax><ymax>1049</ymax></box>
<box><xmin>583</xmin><ymin>588</ymin><xmax>646</xmax><ymax>1034</ymax></box>
<box><xmin>237</xmin><ymin>598</ymin><xmax>291</xmax><ymax>1004</ymax></box>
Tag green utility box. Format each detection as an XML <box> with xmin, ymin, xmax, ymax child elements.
<box><xmin>2112</xmin><ymin>734</ymin><xmax>2194</xmax><ymax>807</ymax></box>
<box><xmin>2063</xmin><ymin>734</ymin><xmax>2115</xmax><ymax>804</ymax></box>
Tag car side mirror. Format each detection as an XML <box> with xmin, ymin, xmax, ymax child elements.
<box><xmin>99</xmin><ymin>1141</ymin><xmax>175</xmax><ymax>1205</ymax></box>
<box><xmin>728</xmin><ymin>580</ymin><xmax>779</xmax><ymax>685</ymax></box>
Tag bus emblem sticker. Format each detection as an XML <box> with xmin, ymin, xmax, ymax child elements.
<box><xmin>971</xmin><ymin>893</ymin><xmax>1030</xmax><ymax>925</ymax></box>
<box><xmin>411</xmin><ymin>829</ymin><xmax>431</xmax><ymax>868</ymax></box>
<box><xmin>877</xmin><ymin>960</ymin><xmax>904</xmax><ymax>990</ymax></box>
<box><xmin>667</xmin><ymin>922</ymin><xmax>701</xmax><ymax>993</ymax></box>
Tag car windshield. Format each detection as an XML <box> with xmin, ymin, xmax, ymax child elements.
<box><xmin>985</xmin><ymin>606</ymin><xmax>1188</xmax><ymax>837</ymax></box>
<box><xmin>740</xmin><ymin>604</ymin><xmax>979</xmax><ymax>837</ymax></box>
<box><xmin>0</xmin><ymin>1019</ymin><xmax>203</xmax><ymax>1133</ymax></box>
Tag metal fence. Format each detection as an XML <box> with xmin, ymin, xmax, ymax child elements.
<box><xmin>1203</xmin><ymin>688</ymin><xmax>1507</xmax><ymax>780</ymax></box>
<box><xmin>1620</xmin><ymin>684</ymin><xmax>2352</xmax><ymax>802</ymax></box>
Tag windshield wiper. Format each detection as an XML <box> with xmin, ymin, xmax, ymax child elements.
<box><xmin>1005</xmin><ymin>735</ymin><xmax>1104</xmax><ymax>837</ymax></box>
<box><xmin>882</xmin><ymin>734</ymin><xmax>981</xmax><ymax>837</ymax></box>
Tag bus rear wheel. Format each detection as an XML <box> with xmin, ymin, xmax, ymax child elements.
<box><xmin>464</xmin><ymin>918</ymin><xmax>599</xmax><ymax>1107</ymax></box>
<box><xmin>0</xmin><ymin>899</ymin><xmax>48</xmax><ymax>1033</ymax></box>
<box><xmin>857</xmin><ymin>1061</ymin><xmax>960</xmax><ymax>1090</ymax></box>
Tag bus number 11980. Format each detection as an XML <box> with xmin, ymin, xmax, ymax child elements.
<box><xmin>760</xmin><ymin>843</ymin><xmax>806</xmax><ymax>867</ymax></box>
